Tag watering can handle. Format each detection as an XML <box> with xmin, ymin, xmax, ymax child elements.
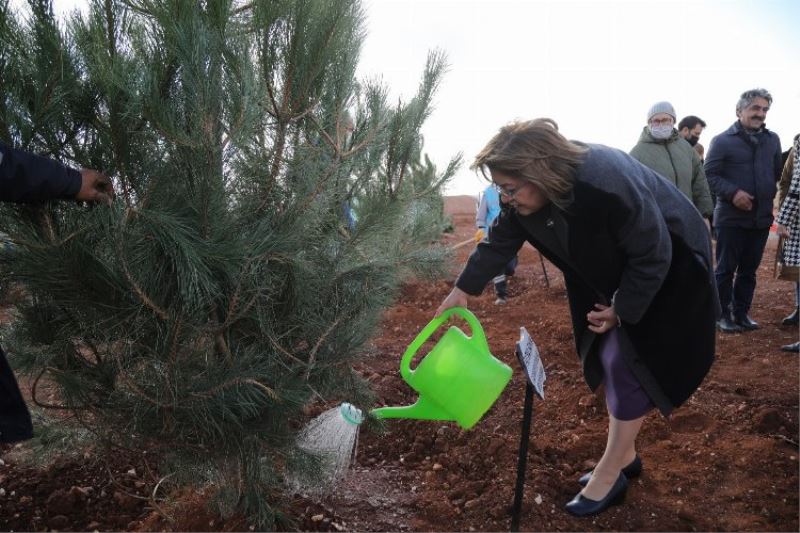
<box><xmin>399</xmin><ymin>306</ymin><xmax>488</xmax><ymax>381</ymax></box>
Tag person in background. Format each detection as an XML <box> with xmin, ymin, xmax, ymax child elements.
<box><xmin>438</xmin><ymin>119</ymin><xmax>717</xmax><ymax>517</ymax></box>
<box><xmin>475</xmin><ymin>184</ymin><xmax>517</xmax><ymax>304</ymax></box>
<box><xmin>678</xmin><ymin>115</ymin><xmax>707</xmax><ymax>160</ymax></box>
<box><xmin>0</xmin><ymin>141</ymin><xmax>113</xmax><ymax>444</ymax></box>
<box><xmin>775</xmin><ymin>135</ymin><xmax>800</xmax><ymax>352</ymax></box>
<box><xmin>705</xmin><ymin>88</ymin><xmax>783</xmax><ymax>333</ymax></box>
<box><xmin>630</xmin><ymin>102</ymin><xmax>713</xmax><ymax>222</ymax></box>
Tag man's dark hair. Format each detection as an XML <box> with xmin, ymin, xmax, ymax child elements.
<box><xmin>678</xmin><ymin>115</ymin><xmax>707</xmax><ymax>131</ymax></box>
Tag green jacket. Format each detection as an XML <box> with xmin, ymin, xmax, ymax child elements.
<box><xmin>630</xmin><ymin>127</ymin><xmax>713</xmax><ymax>217</ymax></box>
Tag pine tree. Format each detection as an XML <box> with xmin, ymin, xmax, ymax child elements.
<box><xmin>0</xmin><ymin>0</ymin><xmax>460</xmax><ymax>526</ymax></box>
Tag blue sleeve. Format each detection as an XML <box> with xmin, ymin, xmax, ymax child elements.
<box><xmin>0</xmin><ymin>142</ymin><xmax>82</xmax><ymax>203</ymax></box>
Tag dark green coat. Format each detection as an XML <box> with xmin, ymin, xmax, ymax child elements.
<box><xmin>630</xmin><ymin>127</ymin><xmax>713</xmax><ymax>217</ymax></box>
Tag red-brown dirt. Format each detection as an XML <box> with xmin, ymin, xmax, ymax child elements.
<box><xmin>1</xmin><ymin>195</ymin><xmax>798</xmax><ymax>532</ymax></box>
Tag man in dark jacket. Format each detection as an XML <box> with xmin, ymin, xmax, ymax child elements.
<box><xmin>705</xmin><ymin>88</ymin><xmax>783</xmax><ymax>333</ymax></box>
<box><xmin>0</xmin><ymin>141</ymin><xmax>113</xmax><ymax>443</ymax></box>
<box><xmin>678</xmin><ymin>115</ymin><xmax>707</xmax><ymax>160</ymax></box>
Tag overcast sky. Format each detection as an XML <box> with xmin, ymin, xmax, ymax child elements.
<box><xmin>22</xmin><ymin>0</ymin><xmax>800</xmax><ymax>196</ymax></box>
<box><xmin>357</xmin><ymin>0</ymin><xmax>800</xmax><ymax>195</ymax></box>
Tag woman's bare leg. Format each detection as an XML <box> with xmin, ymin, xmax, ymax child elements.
<box><xmin>581</xmin><ymin>412</ymin><xmax>645</xmax><ymax>500</ymax></box>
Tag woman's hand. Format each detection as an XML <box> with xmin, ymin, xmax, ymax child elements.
<box><xmin>435</xmin><ymin>286</ymin><xmax>468</xmax><ymax>317</ymax></box>
<box><xmin>776</xmin><ymin>224</ymin><xmax>791</xmax><ymax>238</ymax></box>
<box><xmin>587</xmin><ymin>303</ymin><xmax>619</xmax><ymax>334</ymax></box>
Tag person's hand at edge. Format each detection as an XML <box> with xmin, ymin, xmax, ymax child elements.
<box><xmin>776</xmin><ymin>224</ymin><xmax>790</xmax><ymax>238</ymax></box>
<box><xmin>435</xmin><ymin>286</ymin><xmax>468</xmax><ymax>317</ymax></box>
<box><xmin>76</xmin><ymin>169</ymin><xmax>114</xmax><ymax>206</ymax></box>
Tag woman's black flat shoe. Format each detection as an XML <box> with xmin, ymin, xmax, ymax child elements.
<box><xmin>578</xmin><ymin>454</ymin><xmax>642</xmax><ymax>486</ymax></box>
<box><xmin>565</xmin><ymin>472</ymin><xmax>628</xmax><ymax>517</ymax></box>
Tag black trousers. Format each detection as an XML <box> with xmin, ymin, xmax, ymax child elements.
<box><xmin>0</xmin><ymin>345</ymin><xmax>33</xmax><ymax>443</ymax></box>
<box><xmin>714</xmin><ymin>226</ymin><xmax>770</xmax><ymax>318</ymax></box>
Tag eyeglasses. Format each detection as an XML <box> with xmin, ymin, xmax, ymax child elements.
<box><xmin>494</xmin><ymin>183</ymin><xmax>520</xmax><ymax>199</ymax></box>
<box><xmin>649</xmin><ymin>117</ymin><xmax>674</xmax><ymax>126</ymax></box>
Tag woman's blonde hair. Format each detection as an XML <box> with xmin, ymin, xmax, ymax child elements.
<box><xmin>471</xmin><ymin>118</ymin><xmax>587</xmax><ymax>209</ymax></box>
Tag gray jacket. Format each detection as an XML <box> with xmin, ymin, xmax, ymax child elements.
<box><xmin>457</xmin><ymin>144</ymin><xmax>718</xmax><ymax>414</ymax></box>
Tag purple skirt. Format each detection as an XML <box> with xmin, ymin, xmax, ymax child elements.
<box><xmin>599</xmin><ymin>328</ymin><xmax>654</xmax><ymax>420</ymax></box>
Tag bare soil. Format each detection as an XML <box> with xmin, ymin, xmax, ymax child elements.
<box><xmin>1</xmin><ymin>195</ymin><xmax>798</xmax><ymax>532</ymax></box>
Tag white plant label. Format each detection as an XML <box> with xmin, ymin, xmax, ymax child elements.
<box><xmin>516</xmin><ymin>326</ymin><xmax>545</xmax><ymax>400</ymax></box>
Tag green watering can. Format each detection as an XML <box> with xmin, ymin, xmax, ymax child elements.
<box><xmin>368</xmin><ymin>306</ymin><xmax>513</xmax><ymax>430</ymax></box>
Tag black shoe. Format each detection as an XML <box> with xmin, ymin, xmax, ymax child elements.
<box><xmin>565</xmin><ymin>472</ymin><xmax>628</xmax><ymax>517</ymax></box>
<box><xmin>578</xmin><ymin>454</ymin><xmax>642</xmax><ymax>487</ymax></box>
<box><xmin>717</xmin><ymin>315</ymin><xmax>743</xmax><ymax>333</ymax></box>
<box><xmin>782</xmin><ymin>309</ymin><xmax>799</xmax><ymax>326</ymax></box>
<box><xmin>781</xmin><ymin>342</ymin><xmax>800</xmax><ymax>353</ymax></box>
<box><xmin>734</xmin><ymin>315</ymin><xmax>760</xmax><ymax>330</ymax></box>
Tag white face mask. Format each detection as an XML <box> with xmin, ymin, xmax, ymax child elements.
<box><xmin>649</xmin><ymin>124</ymin><xmax>673</xmax><ymax>139</ymax></box>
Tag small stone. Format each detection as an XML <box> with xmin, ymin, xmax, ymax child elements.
<box><xmin>0</xmin><ymin>488</ymin><xmax>5</xmax><ymax>497</ymax></box>
<box><xmin>0</xmin><ymin>459</ymin><xmax>5</xmax><ymax>466</ymax></box>
<box><xmin>432</xmin><ymin>463</ymin><xmax>443</xmax><ymax>471</ymax></box>
<box><xmin>311</xmin><ymin>514</ymin><xmax>324</xmax><ymax>522</ymax></box>
<box><xmin>534</xmin><ymin>493</ymin><xmax>543</xmax><ymax>505</ymax></box>
<box><xmin>113</xmin><ymin>490</ymin><xmax>140</xmax><ymax>511</ymax></box>
<box><xmin>578</xmin><ymin>394</ymin><xmax>597</xmax><ymax>407</ymax></box>
<box><xmin>126</xmin><ymin>468</ymin><xmax>138</xmax><ymax>477</ymax></box>
<box><xmin>86</xmin><ymin>521</ymin><xmax>102</xmax><ymax>530</ymax></box>
<box><xmin>464</xmin><ymin>498</ymin><xmax>481</xmax><ymax>510</ymax></box>
<box><xmin>49</xmin><ymin>515</ymin><xmax>69</xmax><ymax>529</ymax></box>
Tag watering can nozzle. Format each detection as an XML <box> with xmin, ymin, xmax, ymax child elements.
<box><xmin>339</xmin><ymin>402</ymin><xmax>364</xmax><ymax>426</ymax></box>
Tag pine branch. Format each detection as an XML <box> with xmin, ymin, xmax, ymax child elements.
<box><xmin>192</xmin><ymin>377</ymin><xmax>278</xmax><ymax>401</ymax></box>
<box><xmin>116</xmin><ymin>223</ymin><xmax>169</xmax><ymax>321</ymax></box>
<box><xmin>304</xmin><ymin>316</ymin><xmax>342</xmax><ymax>381</ymax></box>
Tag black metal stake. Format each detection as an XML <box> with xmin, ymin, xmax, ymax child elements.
<box><xmin>538</xmin><ymin>251</ymin><xmax>550</xmax><ymax>288</ymax></box>
<box><xmin>510</xmin><ymin>380</ymin><xmax>534</xmax><ymax>532</ymax></box>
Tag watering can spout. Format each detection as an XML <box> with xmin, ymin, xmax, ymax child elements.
<box><xmin>371</xmin><ymin>396</ymin><xmax>453</xmax><ymax>423</ymax></box>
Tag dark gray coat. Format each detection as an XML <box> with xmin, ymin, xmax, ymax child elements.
<box><xmin>457</xmin><ymin>144</ymin><xmax>719</xmax><ymax>415</ymax></box>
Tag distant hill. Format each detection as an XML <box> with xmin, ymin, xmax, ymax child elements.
<box><xmin>444</xmin><ymin>195</ymin><xmax>477</xmax><ymax>216</ymax></box>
